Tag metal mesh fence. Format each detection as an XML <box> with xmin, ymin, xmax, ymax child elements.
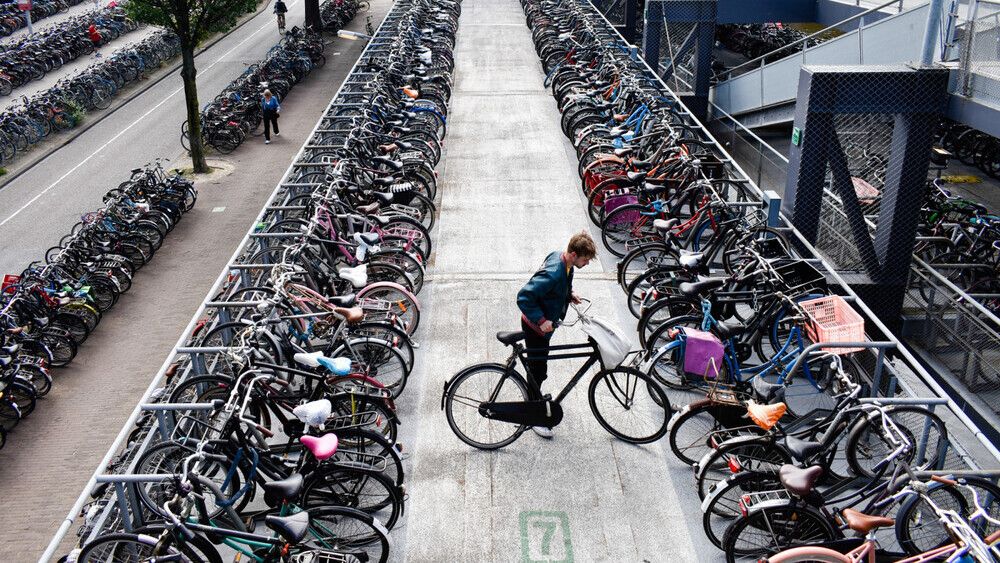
<box><xmin>957</xmin><ymin>2</ymin><xmax>1000</xmax><ymax>103</ymax></box>
<box><xmin>642</xmin><ymin>0</ymin><xmax>716</xmax><ymax>93</ymax></box>
<box><xmin>814</xmin><ymin>112</ymin><xmax>895</xmax><ymax>272</ymax></box>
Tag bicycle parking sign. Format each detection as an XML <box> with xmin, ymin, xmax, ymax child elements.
<box><xmin>520</xmin><ymin>511</ymin><xmax>573</xmax><ymax>563</ymax></box>
<box><xmin>17</xmin><ymin>0</ymin><xmax>31</xmax><ymax>11</ymax></box>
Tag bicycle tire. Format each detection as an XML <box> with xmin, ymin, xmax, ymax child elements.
<box><xmin>721</xmin><ymin>504</ymin><xmax>838</xmax><ymax>563</ymax></box>
<box><xmin>443</xmin><ymin>363</ymin><xmax>530</xmax><ymax>450</ymax></box>
<box><xmin>696</xmin><ymin>438</ymin><xmax>792</xmax><ymax>500</ymax></box>
<box><xmin>301</xmin><ymin>465</ymin><xmax>403</xmax><ymax>531</ymax></box>
<box><xmin>588</xmin><ymin>366</ymin><xmax>671</xmax><ymax>444</ymax></box>
<box><xmin>702</xmin><ymin>470</ymin><xmax>782</xmax><ymax>549</ymax></box>
<box><xmin>297</xmin><ymin>506</ymin><xmax>390</xmax><ymax>563</ymax></box>
<box><xmin>669</xmin><ymin>401</ymin><xmax>755</xmax><ymax>466</ymax></box>
<box><xmin>77</xmin><ymin>532</ymin><xmax>192</xmax><ymax>562</ymax></box>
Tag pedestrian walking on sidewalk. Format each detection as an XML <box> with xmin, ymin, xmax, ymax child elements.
<box><xmin>274</xmin><ymin>0</ymin><xmax>288</xmax><ymax>32</ymax></box>
<box><xmin>516</xmin><ymin>231</ymin><xmax>596</xmax><ymax>439</ymax></box>
<box><xmin>262</xmin><ymin>89</ymin><xmax>281</xmax><ymax>144</ymax></box>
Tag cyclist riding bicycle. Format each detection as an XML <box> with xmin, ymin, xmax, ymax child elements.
<box><xmin>273</xmin><ymin>0</ymin><xmax>288</xmax><ymax>32</ymax></box>
<box><xmin>516</xmin><ymin>231</ymin><xmax>596</xmax><ymax>438</ymax></box>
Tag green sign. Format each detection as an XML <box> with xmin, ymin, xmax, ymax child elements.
<box><xmin>791</xmin><ymin>127</ymin><xmax>802</xmax><ymax>146</ymax></box>
<box><xmin>520</xmin><ymin>511</ymin><xmax>573</xmax><ymax>562</ymax></box>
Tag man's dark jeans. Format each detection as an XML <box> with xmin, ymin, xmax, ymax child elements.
<box><xmin>521</xmin><ymin>318</ymin><xmax>552</xmax><ymax>400</ymax></box>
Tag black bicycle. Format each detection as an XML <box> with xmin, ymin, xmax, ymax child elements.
<box><xmin>441</xmin><ymin>301</ymin><xmax>672</xmax><ymax>449</ymax></box>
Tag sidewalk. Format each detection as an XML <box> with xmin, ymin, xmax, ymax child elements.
<box><xmin>0</xmin><ymin>1</ymin><xmax>392</xmax><ymax>559</ymax></box>
<box><xmin>397</xmin><ymin>0</ymin><xmax>716</xmax><ymax>560</ymax></box>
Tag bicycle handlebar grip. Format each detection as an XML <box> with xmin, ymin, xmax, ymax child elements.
<box><xmin>256</xmin><ymin>424</ymin><xmax>274</xmax><ymax>438</ymax></box>
<box><xmin>930</xmin><ymin>474</ymin><xmax>957</xmax><ymax>486</ymax></box>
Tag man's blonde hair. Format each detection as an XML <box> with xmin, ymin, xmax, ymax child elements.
<box><xmin>567</xmin><ymin>231</ymin><xmax>597</xmax><ymax>259</ymax></box>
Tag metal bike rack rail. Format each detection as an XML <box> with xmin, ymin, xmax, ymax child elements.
<box><xmin>40</xmin><ymin>2</ymin><xmax>422</xmax><ymax>558</ymax></box>
<box><xmin>577</xmin><ymin>0</ymin><xmax>1000</xmax><ymax>469</ymax></box>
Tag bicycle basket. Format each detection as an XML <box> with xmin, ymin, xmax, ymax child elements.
<box><xmin>679</xmin><ymin>327</ymin><xmax>724</xmax><ymax>380</ymax></box>
<box><xmin>800</xmin><ymin>295</ymin><xmax>865</xmax><ymax>355</ymax></box>
<box><xmin>580</xmin><ymin>315</ymin><xmax>631</xmax><ymax>368</ymax></box>
<box><xmin>773</xmin><ymin>259</ymin><xmax>827</xmax><ymax>295</ymax></box>
<box><xmin>603</xmin><ymin>192</ymin><xmax>639</xmax><ymax>224</ymax></box>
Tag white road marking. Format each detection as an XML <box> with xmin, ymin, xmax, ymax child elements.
<box><xmin>212</xmin><ymin>206</ymin><xmax>227</xmax><ymax>212</ymax></box>
<box><xmin>0</xmin><ymin>0</ymin><xmax>302</xmax><ymax>228</ymax></box>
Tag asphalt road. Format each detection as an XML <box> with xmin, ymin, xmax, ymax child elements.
<box><xmin>0</xmin><ymin>0</ymin><xmax>296</xmax><ymax>276</ymax></box>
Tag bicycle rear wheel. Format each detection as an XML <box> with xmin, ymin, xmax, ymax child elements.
<box><xmin>588</xmin><ymin>367</ymin><xmax>671</xmax><ymax>444</ymax></box>
<box><xmin>443</xmin><ymin>364</ymin><xmax>529</xmax><ymax>450</ymax></box>
<box><xmin>299</xmin><ymin>506</ymin><xmax>390</xmax><ymax>563</ymax></box>
<box><xmin>721</xmin><ymin>505</ymin><xmax>837</xmax><ymax>563</ymax></box>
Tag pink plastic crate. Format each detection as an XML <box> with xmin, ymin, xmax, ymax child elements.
<box><xmin>800</xmin><ymin>295</ymin><xmax>865</xmax><ymax>355</ymax></box>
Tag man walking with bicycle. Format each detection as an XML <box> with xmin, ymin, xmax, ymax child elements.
<box><xmin>274</xmin><ymin>0</ymin><xmax>288</xmax><ymax>32</ymax></box>
<box><xmin>517</xmin><ymin>231</ymin><xmax>596</xmax><ymax>438</ymax></box>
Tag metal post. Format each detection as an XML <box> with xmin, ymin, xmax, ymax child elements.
<box><xmin>763</xmin><ymin>190</ymin><xmax>781</xmax><ymax>228</ymax></box>
<box><xmin>23</xmin><ymin>8</ymin><xmax>32</xmax><ymax>34</ymax></box>
<box><xmin>920</xmin><ymin>0</ymin><xmax>947</xmax><ymax>66</ymax></box>
<box><xmin>872</xmin><ymin>348</ymin><xmax>886</xmax><ymax>397</ymax></box>
<box><xmin>916</xmin><ymin>404</ymin><xmax>935</xmax><ymax>465</ymax></box>
<box><xmin>642</xmin><ymin>0</ymin><xmax>662</xmax><ymax>71</ymax></box>
<box><xmin>113</xmin><ymin>483</ymin><xmax>133</xmax><ymax>532</ymax></box>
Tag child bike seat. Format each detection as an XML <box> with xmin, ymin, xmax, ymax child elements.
<box><xmin>292</xmin><ymin>398</ymin><xmax>332</xmax><ymax>428</ymax></box>
<box><xmin>338</xmin><ymin>264</ymin><xmax>368</xmax><ymax>287</ymax></box>
<box><xmin>301</xmin><ymin>433</ymin><xmax>339</xmax><ymax>461</ymax></box>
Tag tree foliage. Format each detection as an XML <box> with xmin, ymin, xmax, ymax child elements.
<box><xmin>127</xmin><ymin>0</ymin><xmax>259</xmax><ymax>45</ymax></box>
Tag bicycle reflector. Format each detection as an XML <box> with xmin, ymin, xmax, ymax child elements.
<box><xmin>739</xmin><ymin>495</ymin><xmax>750</xmax><ymax>517</ymax></box>
<box><xmin>727</xmin><ymin>457</ymin><xmax>742</xmax><ymax>474</ymax></box>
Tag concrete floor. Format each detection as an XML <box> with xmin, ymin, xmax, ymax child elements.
<box><xmin>397</xmin><ymin>0</ymin><xmax>715</xmax><ymax>561</ymax></box>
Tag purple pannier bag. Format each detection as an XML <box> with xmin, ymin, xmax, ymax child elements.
<box><xmin>603</xmin><ymin>193</ymin><xmax>639</xmax><ymax>224</ymax></box>
<box><xmin>681</xmin><ymin>327</ymin><xmax>724</xmax><ymax>378</ymax></box>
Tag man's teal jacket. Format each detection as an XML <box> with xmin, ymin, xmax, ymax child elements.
<box><xmin>517</xmin><ymin>251</ymin><xmax>574</xmax><ymax>327</ymax></box>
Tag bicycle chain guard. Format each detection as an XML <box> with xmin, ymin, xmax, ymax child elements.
<box><xmin>478</xmin><ymin>399</ymin><xmax>563</xmax><ymax>428</ymax></box>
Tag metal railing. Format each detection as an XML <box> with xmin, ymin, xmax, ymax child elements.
<box><xmin>717</xmin><ymin>0</ymin><xmax>909</xmax><ymax>82</ymax></box>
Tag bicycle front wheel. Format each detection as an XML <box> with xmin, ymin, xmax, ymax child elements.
<box><xmin>588</xmin><ymin>367</ymin><xmax>671</xmax><ymax>444</ymax></box>
<box><xmin>443</xmin><ymin>364</ymin><xmax>529</xmax><ymax>450</ymax></box>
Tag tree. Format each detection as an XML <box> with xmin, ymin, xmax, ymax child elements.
<box><xmin>127</xmin><ymin>0</ymin><xmax>258</xmax><ymax>173</ymax></box>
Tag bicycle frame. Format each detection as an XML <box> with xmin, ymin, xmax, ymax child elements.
<box><xmin>513</xmin><ymin>340</ymin><xmax>602</xmax><ymax>404</ymax></box>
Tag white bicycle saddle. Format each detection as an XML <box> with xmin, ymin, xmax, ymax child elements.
<box><xmin>353</xmin><ymin>233</ymin><xmax>379</xmax><ymax>261</ymax></box>
<box><xmin>338</xmin><ymin>264</ymin><xmax>368</xmax><ymax>287</ymax></box>
<box><xmin>293</xmin><ymin>352</ymin><xmax>352</xmax><ymax>376</ymax></box>
<box><xmin>292</xmin><ymin>399</ymin><xmax>332</xmax><ymax>428</ymax></box>
<box><xmin>679</xmin><ymin>249</ymin><xmax>704</xmax><ymax>268</ymax></box>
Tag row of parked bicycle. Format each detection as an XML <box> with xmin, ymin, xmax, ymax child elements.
<box><xmin>0</xmin><ymin>3</ymin><xmax>139</xmax><ymax>95</ymax></box>
<box><xmin>0</xmin><ymin>0</ymin><xmax>88</xmax><ymax>37</ymax></box>
<box><xmin>65</xmin><ymin>0</ymin><xmax>459</xmax><ymax>561</ymax></box>
<box><xmin>0</xmin><ymin>161</ymin><xmax>195</xmax><ymax>450</ymax></box>
<box><xmin>716</xmin><ymin>23</ymin><xmax>816</xmax><ymax>64</ymax></box>
<box><xmin>0</xmin><ymin>29</ymin><xmax>179</xmax><ymax>165</ymax></box>
<box><xmin>936</xmin><ymin>119</ymin><xmax>1000</xmax><ymax>180</ymax></box>
<box><xmin>185</xmin><ymin>25</ymin><xmax>332</xmax><ymax>154</ymax></box>
<box><xmin>916</xmin><ymin>176</ymin><xmax>1000</xmax><ymax>314</ymax></box>
<box><xmin>524</xmin><ymin>1</ymin><xmax>1000</xmax><ymax>562</ymax></box>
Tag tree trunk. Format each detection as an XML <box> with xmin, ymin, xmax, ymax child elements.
<box><xmin>180</xmin><ymin>41</ymin><xmax>209</xmax><ymax>174</ymax></box>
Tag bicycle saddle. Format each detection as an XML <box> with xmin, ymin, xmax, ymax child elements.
<box><xmin>614</xmin><ymin>147</ymin><xmax>633</xmax><ymax>157</ymax></box>
<box><xmin>328</xmin><ymin>293</ymin><xmax>356</xmax><ymax>307</ymax></box>
<box><xmin>357</xmin><ymin>202</ymin><xmax>380</xmax><ymax>214</ymax></box>
<box><xmin>262</xmin><ymin>473</ymin><xmax>304</xmax><ymax>501</ymax></box>
<box><xmin>1</xmin><ymin>343</ymin><xmax>19</xmax><ymax>354</ymax></box>
<box><xmin>338</xmin><ymin>264</ymin><xmax>367</xmax><ymax>287</ymax></box>
<box><xmin>746</xmin><ymin>400</ymin><xmax>786</xmax><ymax>431</ymax></box>
<box><xmin>372</xmin><ymin>155</ymin><xmax>403</xmax><ymax>171</ymax></box>
<box><xmin>679</xmin><ymin>277</ymin><xmax>726</xmax><ymax>297</ymax></box>
<box><xmin>678</xmin><ymin>250</ymin><xmax>704</xmax><ymax>268</ymax></box>
<box><xmin>355</xmin><ymin>232</ymin><xmax>380</xmax><ymax>246</ymax></box>
<box><xmin>372</xmin><ymin>191</ymin><xmax>394</xmax><ymax>205</ymax></box>
<box><xmin>779</xmin><ymin>464</ymin><xmax>824</xmax><ymax>497</ymax></box>
<box><xmin>301</xmin><ymin>433</ymin><xmax>339</xmax><ymax>461</ymax></box>
<box><xmin>652</xmin><ymin>218</ymin><xmax>678</xmax><ymax>233</ymax></box>
<box><xmin>496</xmin><ymin>331</ymin><xmax>526</xmax><ymax>346</ymax></box>
<box><xmin>630</xmin><ymin>159</ymin><xmax>654</xmax><ymax>170</ymax></box>
<box><xmin>714</xmin><ymin>319</ymin><xmax>746</xmax><ymax>340</ymax></box>
<box><xmin>0</xmin><ymin>356</ymin><xmax>10</xmax><ymax>367</ymax></box>
<box><xmin>783</xmin><ymin>435</ymin><xmax>825</xmax><ymax>461</ymax></box>
<box><xmin>625</xmin><ymin>171</ymin><xmax>647</xmax><ymax>182</ymax></box>
<box><xmin>841</xmin><ymin>509</ymin><xmax>894</xmax><ymax>534</ymax></box>
<box><xmin>372</xmin><ymin>176</ymin><xmax>395</xmax><ymax>187</ymax></box>
<box><xmin>752</xmin><ymin>376</ymin><xmax>785</xmax><ymax>403</ymax></box>
<box><xmin>265</xmin><ymin>510</ymin><xmax>310</xmax><ymax>544</ymax></box>
<box><xmin>292</xmin><ymin>397</ymin><xmax>332</xmax><ymax>427</ymax></box>
<box><xmin>334</xmin><ymin>306</ymin><xmax>364</xmax><ymax>325</ymax></box>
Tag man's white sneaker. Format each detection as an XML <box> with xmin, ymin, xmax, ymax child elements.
<box><xmin>532</xmin><ymin>426</ymin><xmax>553</xmax><ymax>439</ymax></box>
<box><xmin>265</xmin><ymin>140</ymin><xmax>270</xmax><ymax>144</ymax></box>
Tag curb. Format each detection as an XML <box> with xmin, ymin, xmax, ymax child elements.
<box><xmin>0</xmin><ymin>0</ymin><xmax>275</xmax><ymax>191</ymax></box>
